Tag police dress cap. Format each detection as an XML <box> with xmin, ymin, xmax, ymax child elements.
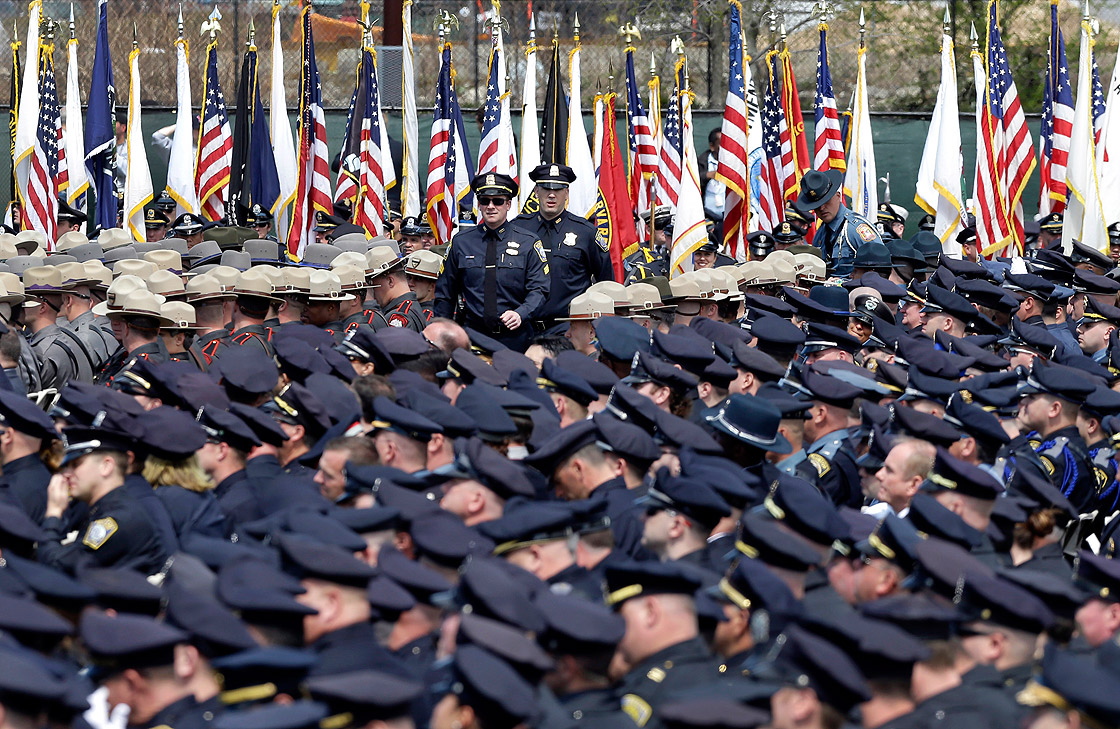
<box><xmin>457</xmin><ymin>611</ymin><xmax>555</xmax><ymax>679</ymax></box>
<box><xmin>213</xmin><ymin>701</ymin><xmax>328</xmax><ymax>729</ymax></box>
<box><xmin>265</xmin><ymin>383</ymin><xmax>332</xmax><ymax>440</ymax></box>
<box><xmin>593</xmin><ymin>410</ymin><xmax>660</xmax><ymax>462</ymax></box>
<box><xmin>759</xmin><ymin>476</ymin><xmax>850</xmax><ymax>550</ymax></box>
<box><xmin>794</xmin><ymin>169</ymin><xmax>844</xmax><ymax>212</ymax></box>
<box><xmin>890</xmin><ymin>403</ymin><xmax>962</xmax><ymax>447</ymax></box>
<box><xmin>215</xmin><ymin>346</ymin><xmax>281</xmax><ymax>397</ymax></box>
<box><xmin>1004</xmin><ymin>272</ymin><xmax>1057</xmax><ymax>300</ymax></box>
<box><xmin>732</xmin><ymin>512</ymin><xmax>823</xmax><ymax>572</ymax></box>
<box><xmin>211</xmin><ymin>647</ymin><xmax>316</xmax><ymax>706</ymax></box>
<box><xmin>783</xmin><ymin>287</ymin><xmax>848</xmax><ymax>324</ymax></box>
<box><xmin>621</xmin><ymin>351</ymin><xmax>699</xmax><ymax>390</ymax></box>
<box><xmin>245</xmin><ymin>203</ymin><xmax>274</xmax><ymax>225</ymax></box>
<box><xmin>0</xmin><ymin>500</ymin><xmax>44</xmax><ymax>554</ymax></box>
<box><xmin>535</xmin><ymin>590</ymin><xmax>626</xmax><ymax>655</ymax></box>
<box><xmin>215</xmin><ymin>558</ymin><xmax>316</xmax><ymax>623</ymax></box>
<box><xmin>399</xmin><ymin>389</ymin><xmax>477</xmax><ymax>438</ymax></box>
<box><xmin>80</xmin><ymin>610</ymin><xmax>186</xmax><ymax>671</ymax></box>
<box><xmin>78</xmin><ymin>566</ymin><xmax>163</xmax><ymax>616</ymax></box>
<box><xmin>0</xmin><ymin>642</ymin><xmax>73</xmax><ymax>708</ymax></box>
<box><xmin>744</xmin><ymin>292</ymin><xmax>797</xmax><ymax>318</ymax></box>
<box><xmin>1073</xmin><ymin>551</ymin><xmax>1120</xmax><ymax>602</ymax></box>
<box><xmin>1070</xmin><ymin>239</ymin><xmax>1114</xmax><ymax>270</ymax></box>
<box><xmin>136</xmin><ymin>406</ymin><xmax>208</xmax><ymax>460</ymax></box>
<box><xmin>228</xmin><ymin>402</ymin><xmax>288</xmax><ymax>447</ymax></box>
<box><xmin>592</xmin><ymin>316</ymin><xmax>651</xmax><ymax>363</ymax></box>
<box><xmin>1079</xmin><ymin>295</ymin><xmax>1120</xmax><ymax>325</ymax></box>
<box><xmin>641</xmin><ymin>470</ymin><xmax>731</xmax><ymax>528</ymax></box>
<box><xmin>367</xmin><ymin>395</ymin><xmax>442</xmax><ymax>442</ymax></box>
<box><xmin>451</xmin><ymin>384</ymin><xmax>518</xmax><ymax>439</ymax></box>
<box><xmin>604</xmin><ymin>560</ymin><xmax>703</xmax><ymax>607</ymax></box>
<box><xmin>855</xmin><ymin>514</ymin><xmax>923</xmax><ymax>573</ymax></box>
<box><xmin>1017</xmin><ymin>644</ymin><xmax>1120</xmax><ymax>729</ymax></box>
<box><xmin>441</xmin><ymin>556</ymin><xmax>543</xmax><ymax>631</ymax></box>
<box><xmin>521</xmin><ymin>420</ymin><xmax>599</xmax><ymax>475</ymax></box>
<box><xmin>1018</xmin><ymin>360</ymin><xmax>1096</xmax><ymax>402</ymax></box>
<box><xmin>553</xmin><ymin>349</ymin><xmax>619</xmax><ymax>394</ymax></box>
<box><xmin>1073</xmin><ymin>267</ymin><xmax>1120</xmax><ymax>294</ymax></box>
<box><xmin>660</xmin><ymin>698</ymin><xmax>770</xmax><ymax>729</ymax></box>
<box><xmin>908</xmin><ymin>537</ymin><xmax>995</xmax><ymax>600</ymax></box>
<box><xmin>942</xmin><ymin>395</ymin><xmax>1009</xmax><ymax>446</ymax></box>
<box><xmin>375</xmin><ymin>546</ymin><xmax>451</xmax><ymax>602</ymax></box>
<box><xmin>904</xmin><ymin>492</ymin><xmax>982</xmax><ymax>550</ymax></box>
<box><xmin>479</xmin><ymin>500</ymin><xmax>578</xmax><ymax>555</ymax></box>
<box><xmin>437</xmin><ymin>348</ymin><xmax>507</xmax><ymax>386</ymax></box>
<box><xmin>708</xmin><ymin>550</ymin><xmax>799</xmax><ymax>619</ymax></box>
<box><xmin>537</xmin><ymin>357</ymin><xmax>597</xmax><ymax>406</ymax></box>
<box><xmin>755</xmin><ymin>626</ymin><xmax>871</xmax><ymax>712</ymax></box>
<box><xmin>852</xmin><ymin>241</ymin><xmax>892</xmax><ymax>270</ymax></box>
<box><xmin>0</xmin><ymin>389</ymin><xmax>57</xmax><ymax>441</ymax></box>
<box><xmin>748</xmin><ymin>313</ymin><xmax>805</xmax><ymax>354</ymax></box>
<box><xmin>1000</xmin><ymin>319</ymin><xmax>1059</xmax><ymax>359</ymax></box>
<box><xmin>59</xmin><ymin>424</ymin><xmax>134</xmax><ymax>466</ymax></box>
<box><xmin>957</xmin><ymin>570</ymin><xmax>1054</xmax><ymax>633</ymax></box>
<box><xmin>529</xmin><ymin>162</ymin><xmax>576</xmax><ymax>188</ymax></box>
<box><xmin>276</xmin><ymin>533</ymin><xmax>376</xmax><ymax>588</ymax></box>
<box><xmin>332</xmin><ymin>505</ymin><xmax>400</xmax><ymax>534</ymax></box>
<box><xmin>306</xmin><ymin>670</ymin><xmax>423</xmax><ymax>724</ymax></box>
<box><xmin>144</xmin><ymin>207</ymin><xmax>170</xmax><ymax>228</ymax></box>
<box><xmin>471</xmin><ymin>172</ymin><xmax>518</xmax><ymax>199</ymax></box>
<box><xmin>171</xmin><ymin>212</ymin><xmax>205</xmax><ymax>236</ymax></box>
<box><xmin>800</xmin><ymin>612</ymin><xmax>930</xmax><ymax>682</ymax></box>
<box><xmin>0</xmin><ymin>591</ymin><xmax>73</xmax><ymax>643</ymax></box>
<box><xmin>164</xmin><ymin>581</ymin><xmax>257</xmax><ymax>657</ymax></box>
<box><xmin>997</xmin><ymin>568</ymin><xmax>1086</xmax><ymax>621</ymax></box>
<box><xmin>921</xmin><ymin>284</ymin><xmax>976</xmax><ymax>322</ymax></box>
<box><xmin>858</xmin><ymin>593</ymin><xmax>964</xmax><ymax>641</ymax></box>
<box><xmin>651</xmin><ymin>329</ymin><xmax>715</xmax><ymax>375</ymax></box>
<box><xmin>440</xmin><ymin>437</ymin><xmax>534</xmax><ymax>499</ymax></box>
<box><xmin>440</xmin><ymin>645</ymin><xmax>537</xmax><ymax>729</ymax></box>
<box><xmin>918</xmin><ymin>447</ymin><xmax>1003</xmax><ymax>500</ymax></box>
<box><xmin>800</xmin><ymin>366</ymin><xmax>863</xmax><ymax>409</ymax></box>
<box><xmin>703</xmin><ymin>393</ymin><xmax>792</xmax><ymax>453</ymax></box>
<box><xmin>800</xmin><ymin>322</ymin><xmax>862</xmax><ymax>357</ymax></box>
<box><xmin>728</xmin><ymin>341</ymin><xmax>784</xmax><ymax>381</ymax></box>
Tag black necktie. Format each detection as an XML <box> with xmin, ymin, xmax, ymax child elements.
<box><xmin>484</xmin><ymin>232</ymin><xmax>499</xmax><ymax>330</ymax></box>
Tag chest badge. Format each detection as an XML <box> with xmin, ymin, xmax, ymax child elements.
<box><xmin>563</xmin><ymin>231</ymin><xmax>578</xmax><ymax>247</ymax></box>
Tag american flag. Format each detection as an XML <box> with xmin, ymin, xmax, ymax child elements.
<box><xmin>195</xmin><ymin>40</ymin><xmax>233</xmax><ymax>223</ymax></box>
<box><xmin>715</xmin><ymin>1</ymin><xmax>748</xmax><ymax>259</ymax></box>
<box><xmin>814</xmin><ymin>26</ymin><xmax>845</xmax><ymax>172</ymax></box>
<box><xmin>286</xmin><ymin>5</ymin><xmax>332</xmax><ymax>260</ymax></box>
<box><xmin>334</xmin><ymin>75</ymin><xmax>362</xmax><ymax>211</ymax></box>
<box><xmin>25</xmin><ymin>43</ymin><xmax>60</xmax><ymax>243</ymax></box>
<box><xmin>977</xmin><ymin>1</ymin><xmax>1035</xmax><ymax>257</ymax></box>
<box><xmin>355</xmin><ymin>46</ymin><xmax>390</xmax><ymax>237</ymax></box>
<box><xmin>1038</xmin><ymin>0</ymin><xmax>1072</xmax><ymax>216</ymax></box>
<box><xmin>476</xmin><ymin>45</ymin><xmax>503</xmax><ymax>175</ymax></box>
<box><xmin>625</xmin><ymin>47</ymin><xmax>656</xmax><ymax>219</ymax></box>
<box><xmin>655</xmin><ymin>63</ymin><xmax>684</xmax><ymax>210</ymax></box>
<box><xmin>426</xmin><ymin>42</ymin><xmax>458</xmax><ymax>244</ymax></box>
<box><xmin>1092</xmin><ymin>45</ymin><xmax>1106</xmax><ymax>144</ymax></box>
<box><xmin>757</xmin><ymin>54</ymin><xmax>787</xmax><ymax>234</ymax></box>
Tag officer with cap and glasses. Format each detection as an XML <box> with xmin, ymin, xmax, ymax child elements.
<box><xmin>514</xmin><ymin>163</ymin><xmax>614</xmax><ymax>335</ymax></box>
<box><xmin>246</xmin><ymin>204</ymin><xmax>277</xmax><ymax>240</ymax></box>
<box><xmin>625</xmin><ymin>206</ymin><xmax>672</xmax><ymax>278</ymax></box>
<box><xmin>39</xmin><ymin>421</ymin><xmax>170</xmax><ymax>574</ymax></box>
<box><xmin>433</xmin><ymin>173</ymin><xmax>549</xmax><ymax>351</ymax></box>
<box><xmin>170</xmin><ymin>213</ymin><xmax>207</xmax><ymax>250</ymax></box>
<box><xmin>1037</xmin><ymin>212</ymin><xmax>1063</xmax><ymax>249</ymax></box>
<box><xmin>796</xmin><ymin>168</ymin><xmax>883</xmax><ymax>276</ymax></box>
<box><xmin>1016</xmin><ymin>362</ymin><xmax>1098</xmax><ymax>513</ymax></box>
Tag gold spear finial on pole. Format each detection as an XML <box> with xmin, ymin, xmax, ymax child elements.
<box><xmin>942</xmin><ymin>4</ymin><xmax>951</xmax><ymax>35</ymax></box>
<box><xmin>812</xmin><ymin>0</ymin><xmax>832</xmax><ymax>23</ymax></box>
<box><xmin>248</xmin><ymin>18</ymin><xmax>255</xmax><ymax>47</ymax></box>
<box><xmin>779</xmin><ymin>19</ymin><xmax>787</xmax><ymax>50</ymax></box>
<box><xmin>858</xmin><ymin>7</ymin><xmax>866</xmax><ymax>49</ymax></box>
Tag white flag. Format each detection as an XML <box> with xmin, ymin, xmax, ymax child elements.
<box><xmin>592</xmin><ymin>92</ymin><xmax>604</xmax><ymax>173</ymax></box>
<box><xmin>123</xmin><ymin>47</ymin><xmax>153</xmax><ymax>241</ymax></box>
<box><xmin>669</xmin><ymin>89</ymin><xmax>706</xmax><ymax>277</ymax></box>
<box><xmin>844</xmin><ymin>46</ymin><xmax>877</xmax><ymax>219</ymax></box>
<box><xmin>13</xmin><ymin>0</ymin><xmax>42</xmax><ymax>221</ymax></box>
<box><xmin>915</xmin><ymin>31</ymin><xmax>964</xmax><ymax>254</ymax></box>
<box><xmin>1097</xmin><ymin>34</ymin><xmax>1120</xmax><ymax>224</ymax></box>
<box><xmin>518</xmin><ymin>15</ymin><xmax>540</xmax><ymax>213</ymax></box>
<box><xmin>1063</xmin><ymin>21</ymin><xmax>1109</xmax><ymax>253</ymax></box>
<box><xmin>494</xmin><ymin>18</ymin><xmax>517</xmax><ymax>180</ymax></box>
<box><xmin>566</xmin><ymin>44</ymin><xmax>596</xmax><ymax>217</ymax></box>
<box><xmin>63</xmin><ymin>31</ymin><xmax>90</xmax><ymax>208</ymax></box>
<box><xmin>401</xmin><ymin>0</ymin><xmax>420</xmax><ymax>218</ymax></box>
<box><xmin>271</xmin><ymin>3</ymin><xmax>298</xmax><ymax>233</ymax></box>
<box><xmin>165</xmin><ymin>38</ymin><xmax>197</xmax><ymax>216</ymax></box>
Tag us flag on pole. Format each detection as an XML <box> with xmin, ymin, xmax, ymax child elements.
<box><xmin>195</xmin><ymin>40</ymin><xmax>233</xmax><ymax>223</ymax></box>
<box><xmin>354</xmin><ymin>46</ymin><xmax>391</xmax><ymax>238</ymax></box>
<box><xmin>26</xmin><ymin>43</ymin><xmax>60</xmax><ymax>244</ymax></box>
<box><xmin>476</xmin><ymin>45</ymin><xmax>503</xmax><ymax>175</ymax></box>
<box><xmin>715</xmin><ymin>0</ymin><xmax>748</xmax><ymax>259</ymax></box>
<box><xmin>814</xmin><ymin>25</ymin><xmax>845</xmax><ymax>172</ymax></box>
<box><xmin>426</xmin><ymin>41</ymin><xmax>458</xmax><ymax>245</ymax></box>
<box><xmin>1038</xmin><ymin>0</ymin><xmax>1072</xmax><ymax>216</ymax></box>
<box><xmin>654</xmin><ymin>62</ymin><xmax>684</xmax><ymax>210</ymax></box>
<box><xmin>1091</xmin><ymin>45</ymin><xmax>1106</xmax><ymax>144</ymax></box>
<box><xmin>978</xmin><ymin>0</ymin><xmax>1034</xmax><ymax>256</ymax></box>
<box><xmin>286</xmin><ymin>5</ymin><xmax>332</xmax><ymax>260</ymax></box>
<box><xmin>624</xmin><ymin>46</ymin><xmax>656</xmax><ymax>216</ymax></box>
<box><xmin>757</xmin><ymin>55</ymin><xmax>787</xmax><ymax>234</ymax></box>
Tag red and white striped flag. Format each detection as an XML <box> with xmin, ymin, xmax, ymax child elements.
<box><xmin>624</xmin><ymin>45</ymin><xmax>656</xmax><ymax>226</ymax></box>
<box><xmin>715</xmin><ymin>0</ymin><xmax>749</xmax><ymax>259</ymax></box>
<box><xmin>195</xmin><ymin>36</ymin><xmax>233</xmax><ymax>222</ymax></box>
<box><xmin>654</xmin><ymin>61</ymin><xmax>685</xmax><ymax>210</ymax></box>
<box><xmin>286</xmin><ymin>5</ymin><xmax>333</xmax><ymax>260</ymax></box>
<box><xmin>757</xmin><ymin>54</ymin><xmax>788</xmax><ymax>234</ymax></box>
<box><xmin>20</xmin><ymin>36</ymin><xmax>60</xmax><ymax>244</ymax></box>
<box><xmin>1038</xmin><ymin>0</ymin><xmax>1073</xmax><ymax>217</ymax></box>
<box><xmin>813</xmin><ymin>25</ymin><xmax>845</xmax><ymax>172</ymax></box>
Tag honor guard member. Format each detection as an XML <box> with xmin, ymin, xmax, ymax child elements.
<box><xmin>39</xmin><ymin>423</ymin><xmax>170</xmax><ymax>574</ymax></box>
<box><xmin>433</xmin><ymin>173</ymin><xmax>549</xmax><ymax>351</ymax></box>
<box><xmin>796</xmin><ymin>169</ymin><xmax>883</xmax><ymax>276</ymax></box>
<box><xmin>144</xmin><ymin>207</ymin><xmax>170</xmax><ymax>242</ymax></box>
<box><xmin>876</xmin><ymin>202</ymin><xmax>908</xmax><ymax>240</ymax></box>
<box><xmin>624</xmin><ymin>206</ymin><xmax>672</xmax><ymax>279</ymax></box>
<box><xmin>0</xmin><ymin>389</ymin><xmax>58</xmax><ymax>522</ymax></box>
<box><xmin>224</xmin><ymin>270</ymin><xmax>279</xmax><ymax>358</ymax></box>
<box><xmin>1038</xmin><ymin>212</ymin><xmax>1063</xmax><ymax>249</ymax></box>
<box><xmin>605</xmin><ymin>561</ymin><xmax>721</xmax><ymax>729</ymax></box>
<box><xmin>692</xmin><ymin>239</ymin><xmax>735</xmax><ymax>270</ymax></box>
<box><xmin>514</xmin><ymin>163</ymin><xmax>614</xmax><ymax>334</ymax></box>
<box><xmin>170</xmin><ymin>213</ymin><xmax>207</xmax><ymax>250</ymax></box>
<box><xmin>56</xmin><ymin>197</ymin><xmax>86</xmax><ymax>239</ymax></box>
<box><xmin>400</xmin><ymin>216</ymin><xmax>425</xmax><ymax>254</ymax></box>
<box><xmin>1016</xmin><ymin>362</ymin><xmax>1099</xmax><ymax>513</ymax></box>
<box><xmin>366</xmin><ymin>248</ymin><xmax>428</xmax><ymax>331</ymax></box>
<box><xmin>247</xmin><ymin>203</ymin><xmax>276</xmax><ymax>240</ymax></box>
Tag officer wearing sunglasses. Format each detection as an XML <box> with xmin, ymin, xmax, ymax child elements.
<box><xmin>433</xmin><ymin>173</ymin><xmax>549</xmax><ymax>351</ymax></box>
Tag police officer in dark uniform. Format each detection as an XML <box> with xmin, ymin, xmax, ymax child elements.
<box><xmin>223</xmin><ymin>270</ymin><xmax>278</xmax><ymax>358</ymax></box>
<box><xmin>1016</xmin><ymin>362</ymin><xmax>1099</xmax><ymax>513</ymax></box>
<box><xmin>94</xmin><ymin>290</ymin><xmax>172</xmax><ymax>386</ymax></box>
<box><xmin>624</xmin><ymin>206</ymin><xmax>672</xmax><ymax>279</ymax></box>
<box><xmin>799</xmin><ymin>367</ymin><xmax>863</xmax><ymax>508</ymax></box>
<box><xmin>513</xmin><ymin>163</ymin><xmax>613</xmax><ymax>335</ymax></box>
<box><xmin>433</xmin><ymin>173</ymin><xmax>549</xmax><ymax>351</ymax></box>
<box><xmin>39</xmin><ymin>425</ymin><xmax>170</xmax><ymax>574</ymax></box>
<box><xmin>605</xmin><ymin>561</ymin><xmax>721</xmax><ymax>729</ymax></box>
<box><xmin>365</xmin><ymin>247</ymin><xmax>428</xmax><ymax>331</ymax></box>
<box><xmin>796</xmin><ymin>169</ymin><xmax>883</xmax><ymax>276</ymax></box>
<box><xmin>247</xmin><ymin>203</ymin><xmax>277</xmax><ymax>240</ymax></box>
<box><xmin>144</xmin><ymin>206</ymin><xmax>169</xmax><ymax>242</ymax></box>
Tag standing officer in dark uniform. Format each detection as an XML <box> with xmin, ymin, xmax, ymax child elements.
<box><xmin>514</xmin><ymin>163</ymin><xmax>613</xmax><ymax>335</ymax></box>
<box><xmin>433</xmin><ymin>173</ymin><xmax>549</xmax><ymax>351</ymax></box>
<box><xmin>624</xmin><ymin>206</ymin><xmax>672</xmax><ymax>279</ymax></box>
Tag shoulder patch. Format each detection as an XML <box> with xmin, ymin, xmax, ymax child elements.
<box><xmin>1040</xmin><ymin>456</ymin><xmax>1056</xmax><ymax>476</ymax></box>
<box><xmin>534</xmin><ymin>240</ymin><xmax>548</xmax><ymax>262</ymax></box>
<box><xmin>808</xmin><ymin>452</ymin><xmax>831</xmax><ymax>477</ymax></box>
<box><xmin>83</xmin><ymin>517</ymin><xmax>119</xmax><ymax>550</ymax></box>
<box><xmin>1096</xmin><ymin>467</ymin><xmax>1109</xmax><ymax>493</ymax></box>
<box><xmin>621</xmin><ymin>694</ymin><xmax>653</xmax><ymax>727</ymax></box>
<box><xmin>387</xmin><ymin>314</ymin><xmax>408</xmax><ymax>328</ymax></box>
<box><xmin>856</xmin><ymin>223</ymin><xmax>877</xmax><ymax>242</ymax></box>
<box><xmin>596</xmin><ymin>230</ymin><xmax>609</xmax><ymax>252</ymax></box>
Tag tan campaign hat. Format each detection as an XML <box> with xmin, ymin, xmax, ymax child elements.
<box><xmin>0</xmin><ymin>272</ymin><xmax>25</xmax><ymax>304</ymax></box>
<box><xmin>160</xmin><ymin>301</ymin><xmax>205</xmax><ymax>330</ymax></box>
<box><xmin>82</xmin><ymin>261</ymin><xmax>113</xmax><ymax>289</ymax></box>
<box><xmin>15</xmin><ymin>230</ymin><xmax>47</xmax><ymax>255</ymax></box>
<box><xmin>105</xmin><ymin>289</ymin><xmax>173</xmax><ymax>326</ymax></box>
<box><xmin>22</xmin><ymin>266</ymin><xmax>69</xmax><ymax>301</ymax></box>
<box><xmin>405</xmin><ymin>250</ymin><xmax>443</xmax><ymax>280</ymax></box>
<box><xmin>55</xmin><ymin>261</ymin><xmax>98</xmax><ymax>287</ymax></box>
<box><xmin>557</xmin><ymin>291</ymin><xmax>614</xmax><ymax>321</ymax></box>
<box><xmin>113</xmin><ymin>259</ymin><xmax>159</xmax><ymax>281</ymax></box>
<box><xmin>587</xmin><ymin>280</ymin><xmax>629</xmax><ymax>310</ymax></box>
<box><xmin>793</xmin><ymin>253</ymin><xmax>827</xmax><ymax>283</ymax></box>
<box><xmin>367</xmin><ymin>246</ymin><xmax>405</xmax><ymax>278</ymax></box>
<box><xmin>98</xmin><ymin>228</ymin><xmax>132</xmax><ymax>251</ymax></box>
<box><xmin>330</xmin><ymin>251</ymin><xmax>369</xmax><ymax>272</ymax></box>
<box><xmin>55</xmin><ymin>231</ymin><xmax>89</xmax><ymax>253</ymax></box>
<box><xmin>306</xmin><ymin>270</ymin><xmax>355</xmax><ymax>302</ymax></box>
<box><xmin>91</xmin><ymin>275</ymin><xmax>148</xmax><ymax>316</ymax></box>
<box><xmin>624</xmin><ymin>282</ymin><xmax>671</xmax><ymax>315</ymax></box>
<box><xmin>145</xmin><ymin>249</ymin><xmax>184</xmax><ymax>274</ymax></box>
<box><xmin>333</xmin><ymin>265</ymin><xmax>368</xmax><ymax>292</ymax></box>
<box><xmin>186</xmin><ymin>274</ymin><xmax>236</xmax><ymax>303</ymax></box>
<box><xmin>232</xmin><ymin>269</ymin><xmax>281</xmax><ymax>302</ymax></box>
<box><xmin>279</xmin><ymin>267</ymin><xmax>313</xmax><ymax>295</ymax></box>
<box><xmin>147</xmin><ymin>269</ymin><xmax>188</xmax><ymax>299</ymax></box>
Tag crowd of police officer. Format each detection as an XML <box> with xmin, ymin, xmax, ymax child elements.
<box><xmin>0</xmin><ymin>160</ymin><xmax>1117</xmax><ymax>729</ymax></box>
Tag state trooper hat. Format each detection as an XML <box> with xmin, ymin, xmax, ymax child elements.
<box><xmin>471</xmin><ymin>172</ymin><xmax>518</xmax><ymax>199</ymax></box>
<box><xmin>529</xmin><ymin>163</ymin><xmax>576</xmax><ymax>189</ymax></box>
<box><xmin>795</xmin><ymin>169</ymin><xmax>843</xmax><ymax>212</ymax></box>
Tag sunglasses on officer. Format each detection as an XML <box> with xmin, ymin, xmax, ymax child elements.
<box><xmin>478</xmin><ymin>196</ymin><xmax>510</xmax><ymax>208</ymax></box>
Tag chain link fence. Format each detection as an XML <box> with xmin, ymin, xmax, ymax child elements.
<box><xmin>1</xmin><ymin>0</ymin><xmax>1115</xmax><ymax>116</ymax></box>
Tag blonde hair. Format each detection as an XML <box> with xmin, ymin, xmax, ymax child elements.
<box><xmin>143</xmin><ymin>454</ymin><xmax>214</xmax><ymax>493</ymax></box>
